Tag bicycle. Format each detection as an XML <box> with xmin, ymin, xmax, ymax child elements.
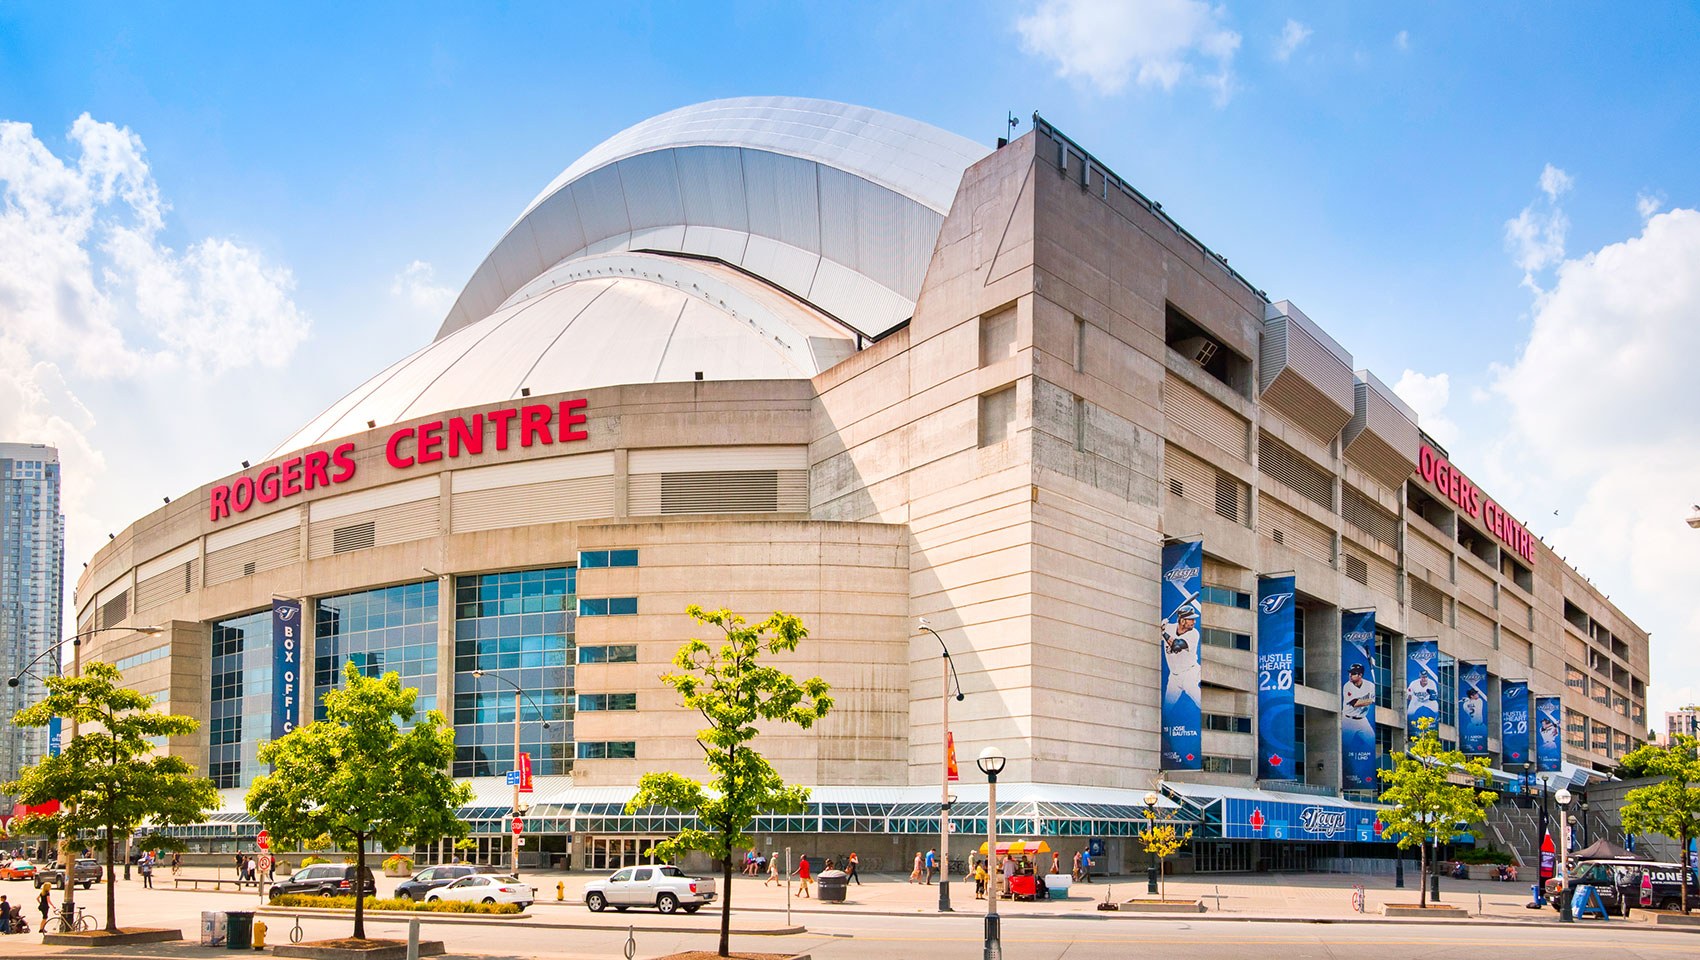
<box><xmin>52</xmin><ymin>904</ymin><xmax>95</xmax><ymax>933</ymax></box>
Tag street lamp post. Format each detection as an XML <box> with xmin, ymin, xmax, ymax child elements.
<box><xmin>1556</xmin><ymin>787</ymin><xmax>1574</xmax><ymax>923</ymax></box>
<box><xmin>1143</xmin><ymin>791</ymin><xmax>1160</xmax><ymax>895</ymax></box>
<box><xmin>919</xmin><ymin>618</ymin><xmax>964</xmax><ymax>913</ymax></box>
<box><xmin>8</xmin><ymin>624</ymin><xmax>163</xmax><ymax>927</ymax></box>
<box><xmin>976</xmin><ymin>746</ymin><xmax>1006</xmax><ymax>960</ymax></box>
<box><xmin>471</xmin><ymin>669</ymin><xmax>550</xmax><ymax>877</ymax></box>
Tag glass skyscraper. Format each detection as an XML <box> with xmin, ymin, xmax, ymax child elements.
<box><xmin>0</xmin><ymin>443</ymin><xmax>65</xmax><ymax>794</ymax></box>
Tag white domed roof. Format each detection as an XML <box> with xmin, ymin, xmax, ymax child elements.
<box><xmin>271</xmin><ymin>253</ymin><xmax>852</xmax><ymax>457</ymax></box>
<box><xmin>438</xmin><ymin>96</ymin><xmax>988</xmax><ymax>341</ymax></box>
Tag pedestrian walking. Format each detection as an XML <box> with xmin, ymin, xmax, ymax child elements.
<box><xmin>765</xmin><ymin>852</ymin><xmax>781</xmax><ymax>886</ymax></box>
<box><xmin>910</xmin><ymin>851</ymin><xmax>922</xmax><ymax>883</ymax></box>
<box><xmin>171</xmin><ymin>852</ymin><xmax>181</xmax><ymax>877</ymax></box>
<box><xmin>1082</xmin><ymin>846</ymin><xmax>1092</xmax><ymax>883</ymax></box>
<box><xmin>974</xmin><ymin>859</ymin><xmax>988</xmax><ymax>899</ymax></box>
<box><xmin>925</xmin><ymin>848</ymin><xmax>936</xmax><ymax>885</ymax></box>
<box><xmin>794</xmin><ymin>856</ymin><xmax>812</xmax><ymax>898</ymax></box>
<box><xmin>1000</xmin><ymin>855</ymin><xmax>1013</xmax><ymax>898</ymax></box>
<box><xmin>1</xmin><ymin>895</ymin><xmax>12</xmax><ymax>934</ymax></box>
<box><xmin>847</xmin><ymin>851</ymin><xmax>861</xmax><ymax>885</ymax></box>
<box><xmin>140</xmin><ymin>855</ymin><xmax>153</xmax><ymax>889</ymax></box>
<box><xmin>1051</xmin><ymin>852</ymin><xmax>1061</xmax><ymax>877</ymax></box>
<box><xmin>37</xmin><ymin>888</ymin><xmax>51</xmax><ymax>929</ymax></box>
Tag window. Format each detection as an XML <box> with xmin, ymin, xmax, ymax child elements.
<box><xmin>113</xmin><ymin>645</ymin><xmax>170</xmax><ymax>672</ymax></box>
<box><xmin>1200</xmin><ymin>755</ymin><xmax>1252</xmax><ymax>775</ymax></box>
<box><xmin>579</xmin><ymin>597</ymin><xmax>637</xmax><ymax>616</ymax></box>
<box><xmin>578</xmin><ymin>645</ymin><xmax>638</xmax><ymax>664</ymax></box>
<box><xmin>452</xmin><ymin>568</ymin><xmax>574</xmax><ymax>777</ymax></box>
<box><xmin>1165</xmin><ymin>302</ymin><xmax>1251</xmax><ymax>396</ymax></box>
<box><xmin>577</xmin><ymin>741</ymin><xmax>636</xmax><ymax>760</ymax></box>
<box><xmin>1200</xmin><ymin>628</ymin><xmax>1251</xmax><ymax>651</ymax></box>
<box><xmin>317</xmin><ymin>580</ymin><xmax>439</xmax><ymax>719</ymax></box>
<box><xmin>1203</xmin><ymin>713</ymin><xmax>1252</xmax><ymax>733</ymax></box>
<box><xmin>1374</xmin><ymin>632</ymin><xmax>1394</xmax><ymax>710</ymax></box>
<box><xmin>577</xmin><ymin>693</ymin><xmax>637</xmax><ymax>711</ymax></box>
<box><xmin>1200</xmin><ymin>584</ymin><xmax>1251</xmax><ymax>609</ymax></box>
<box><xmin>1438</xmin><ymin>654</ymin><xmax>1457</xmax><ymax>727</ymax></box>
<box><xmin>208</xmin><ymin>609</ymin><xmax>273</xmax><ymax>789</ymax></box>
<box><xmin>1292</xmin><ymin>607</ymin><xmax>1307</xmax><ymax>685</ymax></box>
<box><xmin>578</xmin><ymin>550</ymin><xmax>638</xmax><ymax>569</ymax></box>
<box><xmin>978</xmin><ymin>386</ymin><xmax>1017</xmax><ymax>447</ymax></box>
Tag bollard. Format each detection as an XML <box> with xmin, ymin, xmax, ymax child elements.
<box><xmin>556</xmin><ymin>880</ymin><xmax>564</xmax><ymax>901</ymax></box>
<box><xmin>1560</xmin><ymin>887</ymin><xmax>1574</xmax><ymax>923</ymax></box>
<box><xmin>1394</xmin><ymin>858</ymin><xmax>1404</xmax><ymax>888</ymax></box>
<box><xmin>406</xmin><ymin>917</ymin><xmax>420</xmax><ymax>960</ymax></box>
<box><xmin>1147</xmin><ymin>865</ymin><xmax>1159</xmax><ymax>895</ymax></box>
<box><xmin>1429</xmin><ymin>873</ymin><xmax>1440</xmax><ymax>903</ymax></box>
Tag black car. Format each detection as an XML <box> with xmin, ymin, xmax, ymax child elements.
<box><xmin>269</xmin><ymin>863</ymin><xmax>377</xmax><ymax>898</ymax></box>
<box><xmin>394</xmin><ymin>863</ymin><xmax>479</xmax><ymax>901</ymax></box>
<box><xmin>1546</xmin><ymin>859</ymin><xmax>1700</xmax><ymax>914</ymax></box>
<box><xmin>35</xmin><ymin>858</ymin><xmax>103</xmax><ymax>890</ymax></box>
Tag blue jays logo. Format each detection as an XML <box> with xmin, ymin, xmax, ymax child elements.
<box><xmin>1259</xmin><ymin>593</ymin><xmax>1292</xmax><ymax>615</ymax></box>
<box><xmin>276</xmin><ymin>604</ymin><xmax>297</xmax><ymax>622</ymax></box>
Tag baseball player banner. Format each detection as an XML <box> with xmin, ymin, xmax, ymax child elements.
<box><xmin>1459</xmin><ymin>661</ymin><xmax>1489</xmax><ymax>754</ymax></box>
<box><xmin>1159</xmin><ymin>539</ymin><xmax>1204</xmax><ymax>771</ymax></box>
<box><xmin>271</xmin><ymin>598</ymin><xmax>303</xmax><ymax>741</ymax></box>
<box><xmin>1339</xmin><ymin>610</ymin><xmax>1377</xmax><ymax>790</ymax></box>
<box><xmin>1256</xmin><ymin>575</ymin><xmax>1297</xmax><ymax>781</ymax></box>
<box><xmin>1501</xmin><ymin>679</ymin><xmax>1530</xmax><ymax>764</ymax></box>
<box><xmin>1536</xmin><ymin>695</ymin><xmax>1563</xmax><ymax>772</ymax></box>
<box><xmin>1404</xmin><ymin>639</ymin><xmax>1440</xmax><ymax>736</ymax></box>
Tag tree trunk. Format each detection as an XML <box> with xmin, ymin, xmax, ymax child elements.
<box><xmin>105</xmin><ymin>824</ymin><xmax>117</xmax><ymax>931</ymax></box>
<box><xmin>354</xmin><ymin>836</ymin><xmax>367</xmax><ymax>940</ymax></box>
<box><xmin>1419</xmin><ymin>840</ymin><xmax>1429</xmax><ymax>909</ymax></box>
<box><xmin>719</xmin><ymin>848</ymin><xmax>733</xmax><ymax>957</ymax></box>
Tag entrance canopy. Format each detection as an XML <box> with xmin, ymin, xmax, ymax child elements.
<box><xmin>977</xmin><ymin>840</ymin><xmax>1051</xmax><ymax>856</ymax></box>
<box><xmin>1163</xmin><ymin>781</ymin><xmax>1391</xmax><ymax>843</ymax></box>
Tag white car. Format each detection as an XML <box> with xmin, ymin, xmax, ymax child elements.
<box><xmin>424</xmin><ymin>873</ymin><xmax>534</xmax><ymax>908</ymax></box>
<box><xmin>582</xmin><ymin>864</ymin><xmax>716</xmax><ymax>914</ymax></box>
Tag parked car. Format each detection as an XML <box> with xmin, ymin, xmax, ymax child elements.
<box><xmin>269</xmin><ymin>863</ymin><xmax>378</xmax><ymax>898</ymax></box>
<box><xmin>583</xmin><ymin>864</ymin><xmax>715</xmax><ymax>915</ymax></box>
<box><xmin>34</xmin><ymin>858</ymin><xmax>102</xmax><ymax>889</ymax></box>
<box><xmin>424</xmin><ymin>873</ymin><xmax>533</xmax><ymax>908</ymax></box>
<box><xmin>394</xmin><ymin>863</ymin><xmax>479</xmax><ymax>901</ymax></box>
<box><xmin>1</xmin><ymin>859</ymin><xmax>38</xmax><ymax>881</ymax></box>
<box><xmin>1546</xmin><ymin>859</ymin><xmax>1700</xmax><ymax>914</ymax></box>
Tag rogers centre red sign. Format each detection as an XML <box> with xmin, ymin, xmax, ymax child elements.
<box><xmin>210</xmin><ymin>400</ymin><xmax>588</xmax><ymax>522</ymax></box>
<box><xmin>1416</xmin><ymin>445</ymin><xmax>1535</xmax><ymax>563</ymax></box>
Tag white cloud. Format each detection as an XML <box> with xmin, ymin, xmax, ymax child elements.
<box><xmin>1503</xmin><ymin>163</ymin><xmax>1573</xmax><ymax>289</ymax></box>
<box><xmin>1274</xmin><ymin>19</ymin><xmax>1311</xmax><ymax>62</ymax></box>
<box><xmin>0</xmin><ymin>112</ymin><xmax>309</xmax><ymax>612</ymax></box>
<box><xmin>1392</xmin><ymin>369</ymin><xmax>1458</xmax><ymax>448</ymax></box>
<box><xmin>1491</xmin><ymin>207</ymin><xmax>1700</xmax><ymax>725</ymax></box>
<box><xmin>1016</xmin><ymin>0</ymin><xmax>1241</xmax><ymax>103</ymax></box>
<box><xmin>1395</xmin><ymin>30</ymin><xmax>1410</xmax><ymax>51</ymax></box>
<box><xmin>390</xmin><ymin>259</ymin><xmax>455</xmax><ymax>315</ymax></box>
<box><xmin>1637</xmin><ymin>191</ymin><xmax>1663</xmax><ymax>221</ymax></box>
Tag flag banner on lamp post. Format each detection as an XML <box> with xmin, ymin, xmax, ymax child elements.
<box><xmin>1404</xmin><ymin>639</ymin><xmax>1440</xmax><ymax>736</ymax></box>
<box><xmin>1339</xmin><ymin>610</ymin><xmax>1377</xmax><ymax>790</ymax></box>
<box><xmin>1459</xmin><ymin>661</ymin><xmax>1489</xmax><ymax>754</ymax></box>
<box><xmin>1256</xmin><ymin>575</ymin><xmax>1296</xmax><ymax>781</ymax></box>
<box><xmin>271</xmin><ymin>598</ymin><xmax>302</xmax><ymax>741</ymax></box>
<box><xmin>1536</xmin><ymin>695</ymin><xmax>1563</xmax><ymax>771</ymax></box>
<box><xmin>1502</xmin><ymin>679</ymin><xmax>1530</xmax><ymax>764</ymax></box>
<box><xmin>947</xmin><ymin>732</ymin><xmax>959</xmax><ymax>782</ymax></box>
<box><xmin>1159</xmin><ymin>539</ymin><xmax>1203</xmax><ymax>771</ymax></box>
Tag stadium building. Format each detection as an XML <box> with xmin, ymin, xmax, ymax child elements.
<box><xmin>70</xmin><ymin>98</ymin><xmax>1651</xmax><ymax>874</ymax></box>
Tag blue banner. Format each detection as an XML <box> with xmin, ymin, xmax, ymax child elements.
<box><xmin>1404</xmin><ymin>639</ymin><xmax>1440</xmax><ymax>736</ymax></box>
<box><xmin>1340</xmin><ymin>610</ymin><xmax>1377</xmax><ymax>791</ymax></box>
<box><xmin>1159</xmin><ymin>540</ymin><xmax>1204</xmax><ymax>770</ymax></box>
<box><xmin>272</xmin><ymin>598</ymin><xmax>303</xmax><ymax>741</ymax></box>
<box><xmin>1501</xmin><ymin>680</ymin><xmax>1530</xmax><ymax>764</ymax></box>
<box><xmin>1220</xmin><ymin>796</ymin><xmax>1388</xmax><ymax>842</ymax></box>
<box><xmin>48</xmin><ymin>716</ymin><xmax>62</xmax><ymax>757</ymax></box>
<box><xmin>1257</xmin><ymin>576</ymin><xmax>1296</xmax><ymax>781</ymax></box>
<box><xmin>1459</xmin><ymin>661</ymin><xmax>1489</xmax><ymax>754</ymax></box>
<box><xmin>1536</xmin><ymin>695</ymin><xmax>1563</xmax><ymax>772</ymax></box>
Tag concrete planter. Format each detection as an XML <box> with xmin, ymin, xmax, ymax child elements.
<box><xmin>382</xmin><ymin>863</ymin><xmax>414</xmax><ymax>877</ymax></box>
<box><xmin>272</xmin><ymin>939</ymin><xmax>445</xmax><ymax>959</ymax></box>
<box><xmin>41</xmin><ymin>928</ymin><xmax>183</xmax><ymax>947</ymax></box>
<box><xmin>1119</xmin><ymin>899</ymin><xmax>1206</xmax><ymax>913</ymax></box>
<box><xmin>1381</xmin><ymin>903</ymin><xmax>1470</xmax><ymax>918</ymax></box>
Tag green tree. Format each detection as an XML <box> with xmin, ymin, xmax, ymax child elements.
<box><xmin>1377</xmin><ymin>720</ymin><xmax>1498</xmax><ymax>908</ymax></box>
<box><xmin>1619</xmin><ymin>735</ymin><xmax>1700</xmax><ymax>913</ymax></box>
<box><xmin>1137</xmin><ymin>816</ymin><xmax>1192</xmax><ymax>901</ymax></box>
<box><xmin>626</xmin><ymin>606</ymin><xmax>832</xmax><ymax>958</ymax></box>
<box><xmin>247</xmin><ymin>662</ymin><xmax>471</xmax><ymax>940</ymax></box>
<box><xmin>3</xmin><ymin>661</ymin><xmax>219</xmax><ymax>932</ymax></box>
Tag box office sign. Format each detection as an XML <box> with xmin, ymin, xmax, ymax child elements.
<box><xmin>272</xmin><ymin>598</ymin><xmax>302</xmax><ymax>740</ymax></box>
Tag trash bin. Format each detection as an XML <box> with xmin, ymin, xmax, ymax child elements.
<box><xmin>817</xmin><ymin>869</ymin><xmax>849</xmax><ymax>903</ymax></box>
<box><xmin>200</xmin><ymin>911</ymin><xmax>228</xmax><ymax>947</ymax></box>
<box><xmin>226</xmin><ymin>911</ymin><xmax>254</xmax><ymax>950</ymax></box>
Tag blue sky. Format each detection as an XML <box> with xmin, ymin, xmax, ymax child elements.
<box><xmin>3</xmin><ymin>2</ymin><xmax>1697</xmax><ymax>721</ymax></box>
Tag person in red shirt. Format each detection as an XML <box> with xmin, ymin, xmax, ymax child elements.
<box><xmin>794</xmin><ymin>856</ymin><xmax>813</xmax><ymax>898</ymax></box>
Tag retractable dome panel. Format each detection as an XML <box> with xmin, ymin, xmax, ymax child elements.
<box><xmin>1343</xmin><ymin>369</ymin><xmax>1421</xmax><ymax>489</ymax></box>
<box><xmin>440</xmin><ymin>97</ymin><xmax>991</xmax><ymax>343</ymax></box>
<box><xmin>1258</xmin><ymin>300</ymin><xmax>1355</xmax><ymax>445</ymax></box>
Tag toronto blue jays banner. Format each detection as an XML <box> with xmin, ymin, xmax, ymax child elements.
<box><xmin>1339</xmin><ymin>610</ymin><xmax>1377</xmax><ymax>791</ymax></box>
<box><xmin>1501</xmin><ymin>680</ymin><xmax>1530</xmax><ymax>765</ymax></box>
<box><xmin>271</xmin><ymin>598</ymin><xmax>303</xmax><ymax>741</ymax></box>
<box><xmin>1459</xmin><ymin>661</ymin><xmax>1489</xmax><ymax>754</ymax></box>
<box><xmin>1536</xmin><ymin>695</ymin><xmax>1563</xmax><ymax>772</ymax></box>
<box><xmin>48</xmin><ymin>716</ymin><xmax>62</xmax><ymax>757</ymax></box>
<box><xmin>1404</xmin><ymin>639</ymin><xmax>1440</xmax><ymax>736</ymax></box>
<box><xmin>1159</xmin><ymin>540</ymin><xmax>1204</xmax><ymax>771</ymax></box>
<box><xmin>1257</xmin><ymin>575</ymin><xmax>1297</xmax><ymax>781</ymax></box>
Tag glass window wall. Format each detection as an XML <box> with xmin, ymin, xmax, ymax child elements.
<box><xmin>452</xmin><ymin>568</ymin><xmax>575</xmax><ymax>777</ymax></box>
<box><xmin>315</xmin><ymin>580</ymin><xmax>439</xmax><ymax>720</ymax></box>
<box><xmin>209</xmin><ymin>609</ymin><xmax>273</xmax><ymax>789</ymax></box>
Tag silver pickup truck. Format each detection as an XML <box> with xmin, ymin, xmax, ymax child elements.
<box><xmin>582</xmin><ymin>864</ymin><xmax>716</xmax><ymax>914</ymax></box>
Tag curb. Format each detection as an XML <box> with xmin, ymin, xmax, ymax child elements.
<box><xmin>255</xmin><ymin>907</ymin><xmax>806</xmax><ymax>937</ymax></box>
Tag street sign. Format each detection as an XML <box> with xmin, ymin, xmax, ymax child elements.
<box><xmin>512</xmin><ymin>817</ymin><xmax>524</xmax><ymax>835</ymax></box>
<box><xmin>258</xmin><ymin>855</ymin><xmax>273</xmax><ymax>875</ymax></box>
<box><xmin>256</xmin><ymin>830</ymin><xmax>270</xmax><ymax>851</ymax></box>
<box><xmin>505</xmin><ymin>771</ymin><xmax>522</xmax><ymax>786</ymax></box>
